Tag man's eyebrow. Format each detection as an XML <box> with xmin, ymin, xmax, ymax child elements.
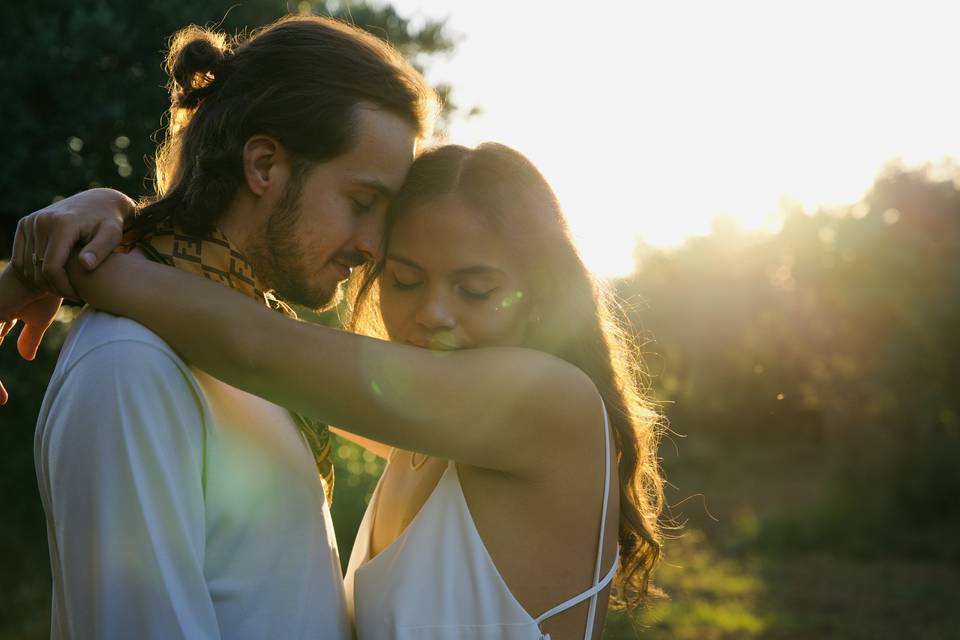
<box><xmin>354</xmin><ymin>177</ymin><xmax>395</xmax><ymax>199</ymax></box>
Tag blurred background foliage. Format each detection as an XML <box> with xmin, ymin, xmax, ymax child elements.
<box><xmin>0</xmin><ymin>0</ymin><xmax>457</xmax><ymax>254</ymax></box>
<box><xmin>626</xmin><ymin>163</ymin><xmax>960</xmax><ymax>562</ymax></box>
<box><xmin>2</xmin><ymin>1</ymin><xmax>959</xmax><ymax>639</ymax></box>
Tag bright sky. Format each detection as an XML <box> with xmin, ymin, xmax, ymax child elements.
<box><xmin>380</xmin><ymin>0</ymin><xmax>960</xmax><ymax>276</ymax></box>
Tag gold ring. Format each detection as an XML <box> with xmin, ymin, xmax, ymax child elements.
<box><xmin>32</xmin><ymin>253</ymin><xmax>43</xmax><ymax>268</ymax></box>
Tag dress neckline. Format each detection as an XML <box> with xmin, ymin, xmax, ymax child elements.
<box><xmin>362</xmin><ymin>457</ymin><xmax>453</xmax><ymax>564</ymax></box>
<box><xmin>359</xmin><ymin>459</ymin><xmax>540</xmax><ymax>623</ymax></box>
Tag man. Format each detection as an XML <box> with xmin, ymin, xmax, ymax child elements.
<box><xmin>0</xmin><ymin>15</ymin><xmax>435</xmax><ymax>638</ymax></box>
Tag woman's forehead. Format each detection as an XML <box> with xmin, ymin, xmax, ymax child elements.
<box><xmin>390</xmin><ymin>198</ymin><xmax>491</xmax><ymax>244</ymax></box>
<box><xmin>387</xmin><ymin>198</ymin><xmax>513</xmax><ymax>271</ymax></box>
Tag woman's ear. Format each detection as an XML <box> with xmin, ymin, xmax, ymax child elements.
<box><xmin>242</xmin><ymin>135</ymin><xmax>289</xmax><ymax>197</ymax></box>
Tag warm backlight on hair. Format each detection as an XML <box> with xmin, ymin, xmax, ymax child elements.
<box><xmin>394</xmin><ymin>0</ymin><xmax>960</xmax><ymax>276</ymax></box>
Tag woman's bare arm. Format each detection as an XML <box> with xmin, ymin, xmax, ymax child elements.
<box><xmin>69</xmin><ymin>253</ymin><xmax>600</xmax><ymax>474</ymax></box>
<box><xmin>328</xmin><ymin>427</ymin><xmax>393</xmax><ymax>460</ymax></box>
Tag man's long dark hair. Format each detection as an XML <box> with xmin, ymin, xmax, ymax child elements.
<box><xmin>132</xmin><ymin>15</ymin><xmax>437</xmax><ymax>236</ymax></box>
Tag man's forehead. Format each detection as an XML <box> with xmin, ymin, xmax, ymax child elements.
<box><xmin>348</xmin><ymin>175</ymin><xmax>398</xmax><ymax>199</ymax></box>
<box><xmin>344</xmin><ymin>106</ymin><xmax>417</xmax><ymax>186</ymax></box>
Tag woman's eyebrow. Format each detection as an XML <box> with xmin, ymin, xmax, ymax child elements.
<box><xmin>452</xmin><ymin>265</ymin><xmax>505</xmax><ymax>277</ymax></box>
<box><xmin>385</xmin><ymin>255</ymin><xmax>504</xmax><ymax>278</ymax></box>
<box><xmin>385</xmin><ymin>254</ymin><xmax>424</xmax><ymax>270</ymax></box>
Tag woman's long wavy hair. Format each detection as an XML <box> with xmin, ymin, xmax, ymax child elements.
<box><xmin>132</xmin><ymin>15</ymin><xmax>437</xmax><ymax>236</ymax></box>
<box><xmin>348</xmin><ymin>143</ymin><xmax>665</xmax><ymax>608</ymax></box>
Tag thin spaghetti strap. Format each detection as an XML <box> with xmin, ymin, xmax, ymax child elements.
<box><xmin>534</xmin><ymin>398</ymin><xmax>616</xmax><ymax>638</ymax></box>
<box><xmin>533</xmin><ymin>545</ymin><xmax>618</xmax><ymax>624</ymax></box>
<box><xmin>582</xmin><ymin>399</ymin><xmax>613</xmax><ymax>638</ymax></box>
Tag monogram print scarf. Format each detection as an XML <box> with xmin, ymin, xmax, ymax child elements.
<box><xmin>134</xmin><ymin>220</ymin><xmax>335</xmax><ymax>505</ymax></box>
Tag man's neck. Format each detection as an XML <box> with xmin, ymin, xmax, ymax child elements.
<box><xmin>217</xmin><ymin>196</ymin><xmax>258</xmax><ymax>262</ymax></box>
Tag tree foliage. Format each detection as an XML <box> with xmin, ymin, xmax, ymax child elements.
<box><xmin>620</xmin><ymin>162</ymin><xmax>960</xmax><ymax>558</ymax></box>
<box><xmin>0</xmin><ymin>0</ymin><xmax>456</xmax><ymax>255</ymax></box>
<box><xmin>0</xmin><ymin>3</ymin><xmax>453</xmax><ymax>636</ymax></box>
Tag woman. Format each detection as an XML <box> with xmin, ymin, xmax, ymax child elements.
<box><xmin>3</xmin><ymin>144</ymin><xmax>663</xmax><ymax>638</ymax></box>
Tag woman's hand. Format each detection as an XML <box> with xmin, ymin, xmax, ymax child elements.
<box><xmin>0</xmin><ymin>263</ymin><xmax>63</xmax><ymax>405</ymax></box>
<box><xmin>11</xmin><ymin>188</ymin><xmax>136</xmax><ymax>299</ymax></box>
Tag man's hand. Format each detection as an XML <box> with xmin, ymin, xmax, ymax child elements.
<box><xmin>11</xmin><ymin>188</ymin><xmax>135</xmax><ymax>299</ymax></box>
<box><xmin>0</xmin><ymin>263</ymin><xmax>63</xmax><ymax>405</ymax></box>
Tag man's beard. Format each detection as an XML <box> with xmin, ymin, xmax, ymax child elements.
<box><xmin>247</xmin><ymin>180</ymin><xmax>342</xmax><ymax>312</ymax></box>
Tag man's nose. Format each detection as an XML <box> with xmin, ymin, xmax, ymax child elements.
<box><xmin>354</xmin><ymin>214</ymin><xmax>385</xmax><ymax>264</ymax></box>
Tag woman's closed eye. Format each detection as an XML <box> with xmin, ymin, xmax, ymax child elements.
<box><xmin>391</xmin><ymin>273</ymin><xmax>423</xmax><ymax>290</ymax></box>
<box><xmin>456</xmin><ymin>283</ymin><xmax>498</xmax><ymax>301</ymax></box>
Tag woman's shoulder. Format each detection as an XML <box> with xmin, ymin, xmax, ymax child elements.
<box><xmin>496</xmin><ymin>348</ymin><xmax>607</xmax><ymax>469</ymax></box>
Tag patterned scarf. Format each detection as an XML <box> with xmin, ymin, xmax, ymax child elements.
<box><xmin>133</xmin><ymin>220</ymin><xmax>335</xmax><ymax>505</ymax></box>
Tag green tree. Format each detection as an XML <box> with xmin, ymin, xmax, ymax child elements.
<box><xmin>619</xmin><ymin>163</ymin><xmax>960</xmax><ymax>560</ymax></box>
<box><xmin>0</xmin><ymin>0</ymin><xmax>456</xmax><ymax>254</ymax></box>
<box><xmin>0</xmin><ymin>3</ymin><xmax>454</xmax><ymax>637</ymax></box>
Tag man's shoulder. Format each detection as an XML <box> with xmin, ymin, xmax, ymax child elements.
<box><xmin>40</xmin><ymin>308</ymin><xmax>207</xmax><ymax>431</ymax></box>
<box><xmin>47</xmin><ymin>308</ymin><xmax>199</xmax><ymax>401</ymax></box>
<box><xmin>58</xmin><ymin>307</ymin><xmax>182</xmax><ymax>370</ymax></box>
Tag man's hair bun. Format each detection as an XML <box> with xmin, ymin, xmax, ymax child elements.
<box><xmin>166</xmin><ymin>25</ymin><xmax>233</xmax><ymax>110</ymax></box>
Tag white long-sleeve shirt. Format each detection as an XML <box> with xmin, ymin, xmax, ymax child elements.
<box><xmin>34</xmin><ymin>309</ymin><xmax>350</xmax><ymax>639</ymax></box>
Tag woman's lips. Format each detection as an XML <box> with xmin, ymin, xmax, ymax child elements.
<box><xmin>407</xmin><ymin>336</ymin><xmax>461</xmax><ymax>351</ymax></box>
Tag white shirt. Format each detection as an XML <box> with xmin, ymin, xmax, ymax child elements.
<box><xmin>34</xmin><ymin>309</ymin><xmax>350</xmax><ymax>640</ymax></box>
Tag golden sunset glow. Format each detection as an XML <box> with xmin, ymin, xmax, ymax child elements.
<box><xmin>389</xmin><ymin>0</ymin><xmax>960</xmax><ymax>275</ymax></box>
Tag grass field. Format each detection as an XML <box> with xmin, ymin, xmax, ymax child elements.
<box><xmin>600</xmin><ymin>436</ymin><xmax>960</xmax><ymax>639</ymax></box>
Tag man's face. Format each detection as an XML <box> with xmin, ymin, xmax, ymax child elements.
<box><xmin>251</xmin><ymin>105</ymin><xmax>417</xmax><ymax>310</ymax></box>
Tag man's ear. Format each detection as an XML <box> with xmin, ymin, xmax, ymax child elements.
<box><xmin>242</xmin><ymin>135</ymin><xmax>289</xmax><ymax>197</ymax></box>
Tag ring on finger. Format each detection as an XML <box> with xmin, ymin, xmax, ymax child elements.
<box><xmin>32</xmin><ymin>253</ymin><xmax>44</xmax><ymax>268</ymax></box>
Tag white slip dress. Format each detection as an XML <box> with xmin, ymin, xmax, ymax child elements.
<box><xmin>344</xmin><ymin>402</ymin><xmax>617</xmax><ymax>639</ymax></box>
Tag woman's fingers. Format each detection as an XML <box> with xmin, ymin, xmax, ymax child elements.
<box><xmin>23</xmin><ymin>215</ymin><xmax>40</xmax><ymax>287</ymax></box>
<box><xmin>13</xmin><ymin>211</ymin><xmax>76</xmax><ymax>298</ymax></box>
<box><xmin>10</xmin><ymin>189</ymin><xmax>133</xmax><ymax>294</ymax></box>
<box><xmin>78</xmin><ymin>220</ymin><xmax>123</xmax><ymax>270</ymax></box>
<box><xmin>18</xmin><ymin>320</ymin><xmax>50</xmax><ymax>361</ymax></box>
<box><xmin>0</xmin><ymin>319</ymin><xmax>16</xmax><ymax>351</ymax></box>
<box><xmin>11</xmin><ymin>217</ymin><xmax>29</xmax><ymax>280</ymax></box>
<box><xmin>32</xmin><ymin>214</ymin><xmax>55</xmax><ymax>293</ymax></box>
<box><xmin>42</xmin><ymin>240</ymin><xmax>80</xmax><ymax>300</ymax></box>
<box><xmin>42</xmin><ymin>221</ymin><xmax>81</xmax><ymax>299</ymax></box>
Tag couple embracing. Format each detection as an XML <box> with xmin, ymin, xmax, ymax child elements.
<box><xmin>0</xmin><ymin>15</ymin><xmax>663</xmax><ymax>640</ymax></box>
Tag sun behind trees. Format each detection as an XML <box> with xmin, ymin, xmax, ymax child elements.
<box><xmin>620</xmin><ymin>162</ymin><xmax>960</xmax><ymax>563</ymax></box>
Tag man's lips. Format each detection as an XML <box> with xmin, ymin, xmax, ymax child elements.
<box><xmin>330</xmin><ymin>261</ymin><xmax>351</xmax><ymax>280</ymax></box>
<box><xmin>331</xmin><ymin>255</ymin><xmax>366</xmax><ymax>281</ymax></box>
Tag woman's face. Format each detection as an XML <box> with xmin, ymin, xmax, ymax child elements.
<box><xmin>378</xmin><ymin>196</ymin><xmax>532</xmax><ymax>350</ymax></box>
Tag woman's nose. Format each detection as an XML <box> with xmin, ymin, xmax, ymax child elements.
<box><xmin>415</xmin><ymin>294</ymin><xmax>456</xmax><ymax>330</ymax></box>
